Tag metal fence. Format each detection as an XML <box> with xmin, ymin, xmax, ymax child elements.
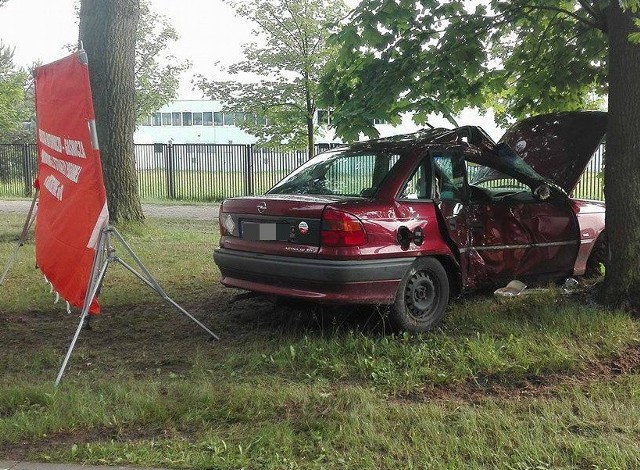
<box><xmin>0</xmin><ymin>142</ymin><xmax>605</xmax><ymax>202</ymax></box>
<box><xmin>0</xmin><ymin>144</ymin><xmax>38</xmax><ymax>198</ymax></box>
<box><xmin>135</xmin><ymin>143</ymin><xmax>341</xmax><ymax>200</ymax></box>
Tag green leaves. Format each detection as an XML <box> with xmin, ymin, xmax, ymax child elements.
<box><xmin>0</xmin><ymin>43</ymin><xmax>29</xmax><ymax>142</ymax></box>
<box><xmin>631</xmin><ymin>18</ymin><xmax>640</xmax><ymax>42</ymax></box>
<box><xmin>620</xmin><ymin>0</ymin><xmax>640</xmax><ymax>12</ymax></box>
<box><xmin>321</xmin><ymin>0</ymin><xmax>611</xmax><ymax>139</ymax></box>
<box><xmin>196</xmin><ymin>0</ymin><xmax>349</xmax><ymax>150</ymax></box>
<box><xmin>134</xmin><ymin>0</ymin><xmax>191</xmax><ymax>122</ymax></box>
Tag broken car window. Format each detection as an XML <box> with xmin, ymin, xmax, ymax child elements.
<box><xmin>268</xmin><ymin>150</ymin><xmax>402</xmax><ymax>197</ymax></box>
<box><xmin>433</xmin><ymin>154</ymin><xmax>465</xmax><ymax>201</ymax></box>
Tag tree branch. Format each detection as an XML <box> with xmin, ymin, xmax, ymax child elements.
<box><xmin>282</xmin><ymin>0</ymin><xmax>306</xmax><ymax>53</ymax></box>
<box><xmin>256</xmin><ymin>4</ymin><xmax>304</xmax><ymax>53</ymax></box>
<box><xmin>578</xmin><ymin>0</ymin><xmax>608</xmax><ymax>34</ymax></box>
<box><xmin>520</xmin><ymin>3</ymin><xmax>601</xmax><ymax>29</ymax></box>
<box><xmin>263</xmin><ymin>101</ymin><xmax>306</xmax><ymax>113</ymax></box>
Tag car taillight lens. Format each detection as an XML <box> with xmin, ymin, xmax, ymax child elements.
<box><xmin>220</xmin><ymin>213</ymin><xmax>236</xmax><ymax>236</ymax></box>
<box><xmin>321</xmin><ymin>209</ymin><xmax>367</xmax><ymax>247</ymax></box>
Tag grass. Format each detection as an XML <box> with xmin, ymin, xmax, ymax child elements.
<box><xmin>1</xmin><ymin>212</ymin><xmax>639</xmax><ymax>468</ymax></box>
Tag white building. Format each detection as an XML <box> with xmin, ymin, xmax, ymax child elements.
<box><xmin>135</xmin><ymin>100</ymin><xmax>257</xmax><ymax>145</ymax></box>
<box><xmin>134</xmin><ymin>99</ymin><xmax>396</xmax><ymax>145</ymax></box>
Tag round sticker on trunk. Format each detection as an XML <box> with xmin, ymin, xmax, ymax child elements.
<box><xmin>298</xmin><ymin>221</ymin><xmax>309</xmax><ymax>235</ymax></box>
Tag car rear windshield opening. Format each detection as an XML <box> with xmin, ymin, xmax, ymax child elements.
<box><xmin>268</xmin><ymin>151</ymin><xmax>402</xmax><ymax>197</ymax></box>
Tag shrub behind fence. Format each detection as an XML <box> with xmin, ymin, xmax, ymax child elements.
<box><xmin>0</xmin><ymin>142</ymin><xmax>604</xmax><ymax>202</ymax></box>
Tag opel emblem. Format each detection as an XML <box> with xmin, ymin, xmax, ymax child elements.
<box><xmin>257</xmin><ymin>201</ymin><xmax>267</xmax><ymax>214</ymax></box>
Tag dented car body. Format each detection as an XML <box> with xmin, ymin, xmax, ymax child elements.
<box><xmin>214</xmin><ymin>111</ymin><xmax>607</xmax><ymax>332</ymax></box>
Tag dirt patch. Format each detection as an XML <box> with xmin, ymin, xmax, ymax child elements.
<box><xmin>0</xmin><ymin>425</ymin><xmax>189</xmax><ymax>461</ymax></box>
<box><xmin>0</xmin><ymin>289</ymin><xmax>237</xmax><ymax>382</ymax></box>
<box><xmin>2</xmin><ymin>293</ymin><xmax>640</xmax><ymax>460</ymax></box>
<box><xmin>397</xmin><ymin>343</ymin><xmax>640</xmax><ymax>404</ymax></box>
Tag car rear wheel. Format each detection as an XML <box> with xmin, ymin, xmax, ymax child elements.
<box><xmin>391</xmin><ymin>257</ymin><xmax>450</xmax><ymax>332</ymax></box>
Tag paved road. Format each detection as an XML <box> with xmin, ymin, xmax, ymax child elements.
<box><xmin>0</xmin><ymin>462</ymin><xmax>168</xmax><ymax>470</ymax></box>
<box><xmin>0</xmin><ymin>200</ymin><xmax>219</xmax><ymax>220</ymax></box>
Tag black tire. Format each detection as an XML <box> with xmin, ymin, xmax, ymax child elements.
<box><xmin>391</xmin><ymin>257</ymin><xmax>450</xmax><ymax>332</ymax></box>
<box><xmin>585</xmin><ymin>232</ymin><xmax>608</xmax><ymax>278</ymax></box>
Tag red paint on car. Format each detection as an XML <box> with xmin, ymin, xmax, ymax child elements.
<box><xmin>214</xmin><ymin>111</ymin><xmax>607</xmax><ymax>332</ymax></box>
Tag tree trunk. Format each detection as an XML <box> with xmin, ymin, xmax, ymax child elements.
<box><xmin>304</xmin><ymin>70</ymin><xmax>315</xmax><ymax>159</ymax></box>
<box><xmin>307</xmin><ymin>113</ymin><xmax>315</xmax><ymax>159</ymax></box>
<box><xmin>79</xmin><ymin>0</ymin><xmax>144</xmax><ymax>223</ymax></box>
<box><xmin>603</xmin><ymin>1</ymin><xmax>640</xmax><ymax>308</ymax></box>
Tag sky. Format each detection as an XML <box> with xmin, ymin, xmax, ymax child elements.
<box><xmin>0</xmin><ymin>0</ymin><xmax>250</xmax><ymax>97</ymax></box>
<box><xmin>0</xmin><ymin>0</ymin><xmax>504</xmax><ymax>139</ymax></box>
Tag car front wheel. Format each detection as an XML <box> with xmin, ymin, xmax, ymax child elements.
<box><xmin>391</xmin><ymin>257</ymin><xmax>450</xmax><ymax>332</ymax></box>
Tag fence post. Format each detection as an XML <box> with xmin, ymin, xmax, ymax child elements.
<box><xmin>166</xmin><ymin>142</ymin><xmax>176</xmax><ymax>199</ymax></box>
<box><xmin>22</xmin><ymin>144</ymin><xmax>33</xmax><ymax>197</ymax></box>
<box><xmin>243</xmin><ymin>144</ymin><xmax>254</xmax><ymax>196</ymax></box>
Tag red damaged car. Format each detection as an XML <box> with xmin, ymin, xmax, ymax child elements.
<box><xmin>214</xmin><ymin>111</ymin><xmax>607</xmax><ymax>332</ymax></box>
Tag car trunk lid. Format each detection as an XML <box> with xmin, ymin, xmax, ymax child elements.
<box><xmin>219</xmin><ymin>194</ymin><xmax>353</xmax><ymax>256</ymax></box>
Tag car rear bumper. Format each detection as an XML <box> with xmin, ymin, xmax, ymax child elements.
<box><xmin>213</xmin><ymin>248</ymin><xmax>414</xmax><ymax>304</ymax></box>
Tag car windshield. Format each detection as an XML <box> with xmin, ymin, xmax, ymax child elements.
<box><xmin>267</xmin><ymin>149</ymin><xmax>403</xmax><ymax>197</ymax></box>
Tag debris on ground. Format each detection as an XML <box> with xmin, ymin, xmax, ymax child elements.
<box><xmin>494</xmin><ymin>277</ymin><xmax>582</xmax><ymax>298</ymax></box>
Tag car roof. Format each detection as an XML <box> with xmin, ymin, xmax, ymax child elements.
<box><xmin>331</xmin><ymin>125</ymin><xmax>496</xmax><ymax>154</ymax></box>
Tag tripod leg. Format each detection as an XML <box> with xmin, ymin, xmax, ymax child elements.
<box><xmin>109</xmin><ymin>227</ymin><xmax>219</xmax><ymax>341</ymax></box>
<box><xmin>54</xmin><ymin>234</ymin><xmax>110</xmax><ymax>386</ymax></box>
<box><xmin>115</xmin><ymin>256</ymin><xmax>220</xmax><ymax>340</ymax></box>
<box><xmin>55</xmin><ymin>257</ymin><xmax>109</xmax><ymax>386</ymax></box>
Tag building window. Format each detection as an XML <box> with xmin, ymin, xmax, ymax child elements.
<box><xmin>193</xmin><ymin>112</ymin><xmax>203</xmax><ymax>125</ymax></box>
<box><xmin>203</xmin><ymin>112</ymin><xmax>213</xmax><ymax>126</ymax></box>
<box><xmin>162</xmin><ymin>113</ymin><xmax>172</xmax><ymax>126</ymax></box>
<box><xmin>172</xmin><ymin>112</ymin><xmax>182</xmax><ymax>126</ymax></box>
<box><xmin>214</xmin><ymin>112</ymin><xmax>223</xmax><ymax>126</ymax></box>
<box><xmin>152</xmin><ymin>113</ymin><xmax>162</xmax><ymax>126</ymax></box>
<box><xmin>183</xmin><ymin>112</ymin><xmax>192</xmax><ymax>126</ymax></box>
<box><xmin>140</xmin><ymin>115</ymin><xmax>152</xmax><ymax>126</ymax></box>
<box><xmin>223</xmin><ymin>112</ymin><xmax>235</xmax><ymax>126</ymax></box>
<box><xmin>373</xmin><ymin>118</ymin><xmax>388</xmax><ymax>125</ymax></box>
<box><xmin>257</xmin><ymin>115</ymin><xmax>267</xmax><ymax>126</ymax></box>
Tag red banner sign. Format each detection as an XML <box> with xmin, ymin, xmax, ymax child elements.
<box><xmin>34</xmin><ymin>52</ymin><xmax>108</xmax><ymax>314</ymax></box>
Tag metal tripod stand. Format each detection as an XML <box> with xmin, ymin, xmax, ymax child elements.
<box><xmin>55</xmin><ymin>225</ymin><xmax>219</xmax><ymax>385</ymax></box>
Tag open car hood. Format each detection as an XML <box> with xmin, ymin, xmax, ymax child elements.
<box><xmin>498</xmin><ymin>111</ymin><xmax>607</xmax><ymax>193</ymax></box>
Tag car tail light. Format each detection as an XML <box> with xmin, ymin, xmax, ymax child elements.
<box><xmin>321</xmin><ymin>209</ymin><xmax>367</xmax><ymax>247</ymax></box>
<box><xmin>218</xmin><ymin>202</ymin><xmax>234</xmax><ymax>236</ymax></box>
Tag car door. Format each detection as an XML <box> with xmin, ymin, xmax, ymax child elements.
<box><xmin>465</xmin><ymin>176</ymin><xmax>579</xmax><ymax>284</ymax></box>
<box><xmin>430</xmin><ymin>150</ymin><xmax>475</xmax><ymax>284</ymax></box>
<box><xmin>433</xmin><ymin>149</ymin><xmax>579</xmax><ymax>289</ymax></box>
